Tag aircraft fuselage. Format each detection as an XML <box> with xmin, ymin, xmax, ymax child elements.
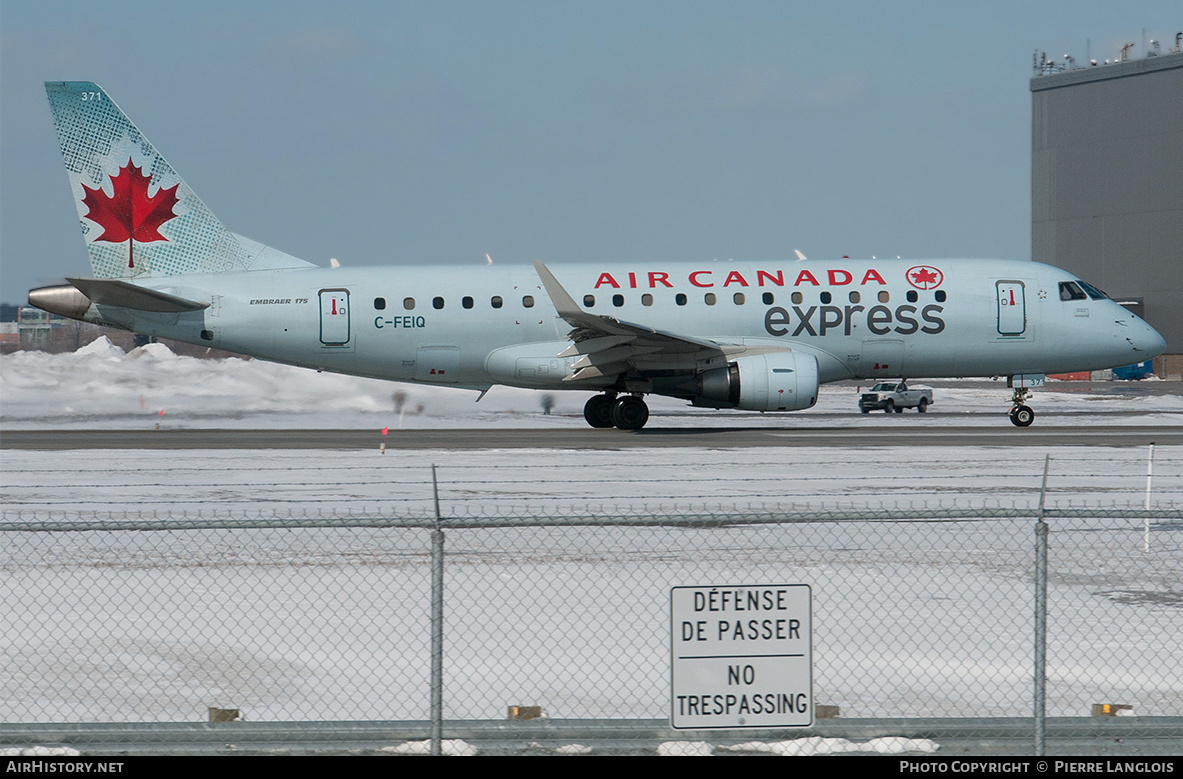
<box><xmin>84</xmin><ymin>257</ymin><xmax>1161</xmax><ymax>393</ymax></box>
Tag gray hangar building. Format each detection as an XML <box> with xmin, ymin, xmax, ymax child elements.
<box><xmin>1030</xmin><ymin>46</ymin><xmax>1182</xmax><ymax>377</ymax></box>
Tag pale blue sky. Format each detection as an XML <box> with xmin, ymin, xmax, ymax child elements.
<box><xmin>2</xmin><ymin>0</ymin><xmax>1178</xmax><ymax>301</ymax></box>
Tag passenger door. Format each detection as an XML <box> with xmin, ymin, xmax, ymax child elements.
<box><xmin>319</xmin><ymin>289</ymin><xmax>352</xmax><ymax>347</ymax></box>
<box><xmin>996</xmin><ymin>281</ymin><xmax>1026</xmax><ymax>336</ymax></box>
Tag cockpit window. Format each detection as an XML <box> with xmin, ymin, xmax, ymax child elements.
<box><xmin>1059</xmin><ymin>281</ymin><xmax>1087</xmax><ymax>301</ymax></box>
<box><xmin>1077</xmin><ymin>281</ymin><xmax>1108</xmax><ymax>300</ymax></box>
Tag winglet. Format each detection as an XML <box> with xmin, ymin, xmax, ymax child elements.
<box><xmin>533</xmin><ymin>262</ymin><xmax>585</xmax><ymax>321</ymax></box>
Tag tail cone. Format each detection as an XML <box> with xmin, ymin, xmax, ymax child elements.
<box><xmin>28</xmin><ymin>284</ymin><xmax>92</xmax><ymax>320</ymax></box>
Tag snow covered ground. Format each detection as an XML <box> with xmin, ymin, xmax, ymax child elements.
<box><xmin>1</xmin><ymin>342</ymin><xmax>1181</xmax><ymax>747</ymax></box>
<box><xmin>3</xmin><ymin>443</ymin><xmax>1181</xmax><ymax>519</ymax></box>
<box><xmin>1</xmin><ymin>336</ymin><xmax>1180</xmax><ymax>430</ymax></box>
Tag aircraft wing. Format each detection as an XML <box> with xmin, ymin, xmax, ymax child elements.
<box><xmin>533</xmin><ymin>262</ymin><xmax>730</xmax><ymax>382</ymax></box>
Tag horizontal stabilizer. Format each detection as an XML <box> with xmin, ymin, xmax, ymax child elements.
<box><xmin>67</xmin><ymin>277</ymin><xmax>209</xmax><ymax>312</ymax></box>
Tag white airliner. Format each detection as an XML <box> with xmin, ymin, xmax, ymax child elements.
<box><xmin>30</xmin><ymin>81</ymin><xmax>1167</xmax><ymax>429</ymax></box>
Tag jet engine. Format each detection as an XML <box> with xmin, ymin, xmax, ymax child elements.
<box><xmin>692</xmin><ymin>352</ymin><xmax>819</xmax><ymax>411</ymax></box>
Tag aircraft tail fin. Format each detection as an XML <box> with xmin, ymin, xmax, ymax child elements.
<box><xmin>45</xmin><ymin>81</ymin><xmax>312</xmax><ymax>279</ymax></box>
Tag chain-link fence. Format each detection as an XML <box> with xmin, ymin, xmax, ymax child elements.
<box><xmin>3</xmin><ymin>500</ymin><xmax>1180</xmax><ymax>753</ymax></box>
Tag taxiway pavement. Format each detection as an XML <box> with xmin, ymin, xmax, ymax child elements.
<box><xmin>3</xmin><ymin>425</ymin><xmax>1180</xmax><ymax>450</ymax></box>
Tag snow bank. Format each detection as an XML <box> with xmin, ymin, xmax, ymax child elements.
<box><xmin>380</xmin><ymin>739</ymin><xmax>478</xmax><ymax>755</ymax></box>
<box><xmin>723</xmin><ymin>736</ymin><xmax>940</xmax><ymax>755</ymax></box>
<box><xmin>2</xmin><ymin>345</ymin><xmax>1179</xmax><ymax>430</ymax></box>
<box><xmin>0</xmin><ymin>747</ymin><xmax>82</xmax><ymax>756</ymax></box>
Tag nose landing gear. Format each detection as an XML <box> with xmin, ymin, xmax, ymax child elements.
<box><xmin>1008</xmin><ymin>387</ymin><xmax>1035</xmax><ymax>427</ymax></box>
<box><xmin>1009</xmin><ymin>404</ymin><xmax>1035</xmax><ymax>427</ymax></box>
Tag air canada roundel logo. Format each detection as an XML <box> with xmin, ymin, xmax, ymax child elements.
<box><xmin>906</xmin><ymin>265</ymin><xmax>943</xmax><ymax>290</ymax></box>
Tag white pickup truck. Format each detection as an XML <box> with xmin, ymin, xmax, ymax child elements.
<box><xmin>859</xmin><ymin>382</ymin><xmax>934</xmax><ymax>414</ymax></box>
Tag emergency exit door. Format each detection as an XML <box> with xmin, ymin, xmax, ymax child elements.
<box><xmin>319</xmin><ymin>289</ymin><xmax>351</xmax><ymax>346</ymax></box>
<box><xmin>996</xmin><ymin>281</ymin><xmax>1026</xmax><ymax>336</ymax></box>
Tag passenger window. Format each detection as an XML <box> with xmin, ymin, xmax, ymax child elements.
<box><xmin>791</xmin><ymin>291</ymin><xmax>803</xmax><ymax>305</ymax></box>
<box><xmin>374</xmin><ymin>297</ymin><xmax>386</xmax><ymax>311</ymax></box>
<box><xmin>704</xmin><ymin>293</ymin><xmax>716</xmax><ymax>305</ymax></box>
<box><xmin>820</xmin><ymin>291</ymin><xmax>832</xmax><ymax>304</ymax></box>
<box><xmin>675</xmin><ymin>293</ymin><xmax>687</xmax><ymax>306</ymax></box>
<box><xmin>491</xmin><ymin>296</ymin><xmax>503</xmax><ymax>309</ymax></box>
<box><xmin>878</xmin><ymin>291</ymin><xmax>890</xmax><ymax>303</ymax></box>
<box><xmin>642</xmin><ymin>294</ymin><xmax>653</xmax><ymax>306</ymax></box>
<box><xmin>584</xmin><ymin>295</ymin><xmax>595</xmax><ymax>307</ymax></box>
<box><xmin>433</xmin><ymin>296</ymin><xmax>445</xmax><ymax>309</ymax></box>
<box><xmin>733</xmin><ymin>293</ymin><xmax>745</xmax><ymax>305</ymax></box>
<box><xmin>849</xmin><ymin>291</ymin><xmax>860</xmax><ymax>303</ymax></box>
<box><xmin>522</xmin><ymin>295</ymin><xmax>534</xmax><ymax>308</ymax></box>
<box><xmin>906</xmin><ymin>290</ymin><xmax>918</xmax><ymax>303</ymax></box>
<box><xmin>935</xmin><ymin>290</ymin><xmax>946</xmax><ymax>302</ymax></box>
<box><xmin>403</xmin><ymin>297</ymin><xmax>416</xmax><ymax>310</ymax></box>
<box><xmin>462</xmin><ymin>296</ymin><xmax>474</xmax><ymax>309</ymax></box>
<box><xmin>612</xmin><ymin>294</ymin><xmax>624</xmax><ymax>307</ymax></box>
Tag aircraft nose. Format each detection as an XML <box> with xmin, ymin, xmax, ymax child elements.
<box><xmin>1122</xmin><ymin>315</ymin><xmax>1168</xmax><ymax>361</ymax></box>
<box><xmin>1143</xmin><ymin>322</ymin><xmax>1167</xmax><ymax>359</ymax></box>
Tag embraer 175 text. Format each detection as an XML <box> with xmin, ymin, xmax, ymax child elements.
<box><xmin>30</xmin><ymin>82</ymin><xmax>1167</xmax><ymax>429</ymax></box>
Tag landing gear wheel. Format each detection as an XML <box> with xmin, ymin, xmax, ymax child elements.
<box><xmin>583</xmin><ymin>394</ymin><xmax>615</xmax><ymax>428</ymax></box>
<box><xmin>611</xmin><ymin>396</ymin><xmax>650</xmax><ymax>430</ymax></box>
<box><xmin>883</xmin><ymin>400</ymin><xmax>895</xmax><ymax>414</ymax></box>
<box><xmin>917</xmin><ymin>398</ymin><xmax>928</xmax><ymax>413</ymax></box>
<box><xmin>1009</xmin><ymin>405</ymin><xmax>1035</xmax><ymax>427</ymax></box>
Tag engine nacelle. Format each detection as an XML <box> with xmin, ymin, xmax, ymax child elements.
<box><xmin>694</xmin><ymin>352</ymin><xmax>819</xmax><ymax>411</ymax></box>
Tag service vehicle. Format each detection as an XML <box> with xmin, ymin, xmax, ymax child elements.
<box><xmin>859</xmin><ymin>382</ymin><xmax>934</xmax><ymax>414</ymax></box>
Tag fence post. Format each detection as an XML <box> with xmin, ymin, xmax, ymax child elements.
<box><xmin>1034</xmin><ymin>455</ymin><xmax>1050</xmax><ymax>755</ymax></box>
<box><xmin>430</xmin><ymin>465</ymin><xmax>444</xmax><ymax>756</ymax></box>
<box><xmin>1144</xmin><ymin>443</ymin><xmax>1154</xmax><ymax>553</ymax></box>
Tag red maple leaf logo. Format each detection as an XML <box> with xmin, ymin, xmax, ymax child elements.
<box><xmin>81</xmin><ymin>158</ymin><xmax>180</xmax><ymax>267</ymax></box>
<box><xmin>907</xmin><ymin>265</ymin><xmax>943</xmax><ymax>290</ymax></box>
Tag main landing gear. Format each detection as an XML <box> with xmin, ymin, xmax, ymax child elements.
<box><xmin>584</xmin><ymin>393</ymin><xmax>650</xmax><ymax>430</ymax></box>
<box><xmin>1008</xmin><ymin>387</ymin><xmax>1035</xmax><ymax>428</ymax></box>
